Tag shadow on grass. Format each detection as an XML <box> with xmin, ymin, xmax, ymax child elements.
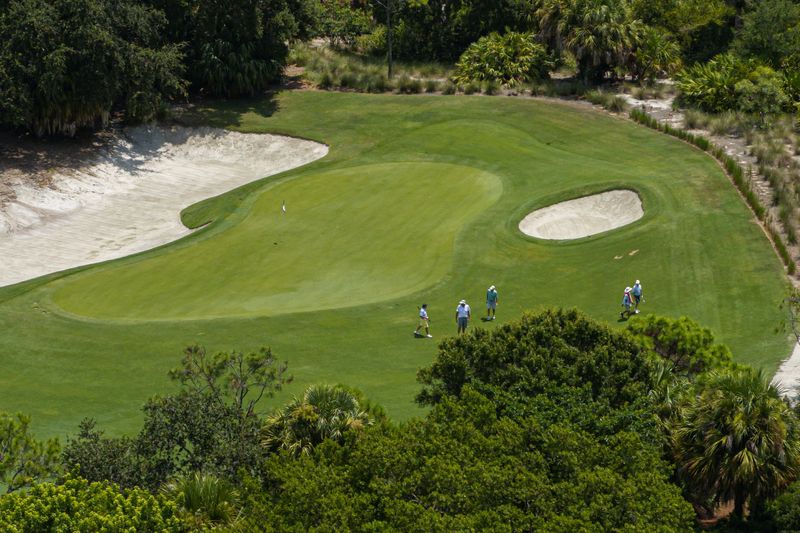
<box><xmin>175</xmin><ymin>92</ymin><xmax>280</xmax><ymax>130</ymax></box>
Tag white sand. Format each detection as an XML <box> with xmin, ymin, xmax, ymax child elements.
<box><xmin>0</xmin><ymin>126</ymin><xmax>328</xmax><ymax>287</ymax></box>
<box><xmin>772</xmin><ymin>342</ymin><xmax>800</xmax><ymax>397</ymax></box>
<box><xmin>518</xmin><ymin>190</ymin><xmax>643</xmax><ymax>240</ymax></box>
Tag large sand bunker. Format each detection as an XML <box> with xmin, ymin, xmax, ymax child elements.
<box><xmin>0</xmin><ymin>126</ymin><xmax>328</xmax><ymax>287</ymax></box>
<box><xmin>519</xmin><ymin>190</ymin><xmax>643</xmax><ymax>240</ymax></box>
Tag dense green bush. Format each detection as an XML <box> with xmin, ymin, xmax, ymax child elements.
<box><xmin>452</xmin><ymin>32</ymin><xmax>552</xmax><ymax>86</ymax></box>
<box><xmin>627</xmin><ymin>315</ymin><xmax>733</xmax><ymax>375</ymax></box>
<box><xmin>0</xmin><ymin>476</ymin><xmax>181</xmax><ymax>531</ymax></box>
<box><xmin>243</xmin><ymin>388</ymin><xmax>693</xmax><ymax>531</ymax></box>
<box><xmin>417</xmin><ymin>308</ymin><xmax>653</xmax><ymax>410</ymax></box>
<box><xmin>676</xmin><ymin>54</ymin><xmax>751</xmax><ymax>113</ymax></box>
<box><xmin>766</xmin><ymin>481</ymin><xmax>800</xmax><ymax>531</ymax></box>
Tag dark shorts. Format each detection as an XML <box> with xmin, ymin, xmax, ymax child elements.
<box><xmin>633</xmin><ymin>295</ymin><xmax>641</xmax><ymax>304</ymax></box>
<box><xmin>458</xmin><ymin>316</ymin><xmax>468</xmax><ymax>328</ymax></box>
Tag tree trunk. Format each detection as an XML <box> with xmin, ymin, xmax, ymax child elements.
<box><xmin>733</xmin><ymin>491</ymin><xmax>746</xmax><ymax>520</ymax></box>
<box><xmin>386</xmin><ymin>0</ymin><xmax>393</xmax><ymax>79</ymax></box>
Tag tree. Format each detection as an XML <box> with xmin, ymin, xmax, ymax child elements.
<box><xmin>372</xmin><ymin>0</ymin><xmax>429</xmax><ymax>78</ymax></box>
<box><xmin>732</xmin><ymin>0</ymin><xmax>800</xmax><ymax>68</ymax></box>
<box><xmin>262</xmin><ymin>384</ymin><xmax>372</xmax><ymax>455</ymax></box>
<box><xmin>317</xmin><ymin>1</ymin><xmax>373</xmax><ymax>48</ymax></box>
<box><xmin>245</xmin><ymin>387</ymin><xmax>694</xmax><ymax>530</ymax></box>
<box><xmin>0</xmin><ymin>475</ymin><xmax>181</xmax><ymax>531</ymax></box>
<box><xmin>672</xmin><ymin>368</ymin><xmax>800</xmax><ymax>518</ymax></box>
<box><xmin>63</xmin><ymin>345</ymin><xmax>290</xmax><ymax>489</ymax></box>
<box><xmin>0</xmin><ymin>412</ymin><xmax>60</xmax><ymax>493</ymax></box>
<box><xmin>143</xmin><ymin>0</ymin><xmax>305</xmax><ymax>96</ymax></box>
<box><xmin>417</xmin><ymin>308</ymin><xmax>654</xmax><ymax>410</ymax></box>
<box><xmin>627</xmin><ymin>314</ymin><xmax>733</xmax><ymax>376</ymax></box>
<box><xmin>0</xmin><ymin>0</ymin><xmax>185</xmax><ymax>136</ymax></box>
<box><xmin>630</xmin><ymin>26</ymin><xmax>682</xmax><ymax>83</ymax></box>
<box><xmin>169</xmin><ymin>344</ymin><xmax>290</xmax><ymax>418</ymax></box>
<box><xmin>62</xmin><ymin>419</ymin><xmax>141</xmax><ymax>489</ymax></box>
<box><xmin>536</xmin><ymin>0</ymin><xmax>642</xmax><ymax>82</ymax></box>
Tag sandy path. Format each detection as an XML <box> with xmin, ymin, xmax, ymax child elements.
<box><xmin>518</xmin><ymin>190</ymin><xmax>643</xmax><ymax>240</ymax></box>
<box><xmin>0</xmin><ymin>126</ymin><xmax>328</xmax><ymax>287</ymax></box>
<box><xmin>772</xmin><ymin>342</ymin><xmax>800</xmax><ymax>396</ymax></box>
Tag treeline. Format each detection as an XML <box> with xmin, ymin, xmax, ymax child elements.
<box><xmin>4</xmin><ymin>0</ymin><xmax>797</xmax><ymax>137</ymax></box>
<box><xmin>316</xmin><ymin>0</ymin><xmax>800</xmax><ymax>116</ymax></box>
<box><xmin>0</xmin><ymin>0</ymin><xmax>316</xmax><ymax>136</ymax></box>
<box><xmin>3</xmin><ymin>309</ymin><xmax>800</xmax><ymax>530</ymax></box>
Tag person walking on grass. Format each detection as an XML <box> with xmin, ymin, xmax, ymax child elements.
<box><xmin>620</xmin><ymin>287</ymin><xmax>633</xmax><ymax>319</ymax></box>
<box><xmin>415</xmin><ymin>304</ymin><xmax>432</xmax><ymax>338</ymax></box>
<box><xmin>632</xmin><ymin>280</ymin><xmax>643</xmax><ymax>313</ymax></box>
<box><xmin>486</xmin><ymin>285</ymin><xmax>498</xmax><ymax>320</ymax></box>
<box><xmin>456</xmin><ymin>299</ymin><xmax>471</xmax><ymax>335</ymax></box>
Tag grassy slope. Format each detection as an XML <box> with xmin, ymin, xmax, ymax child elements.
<box><xmin>0</xmin><ymin>91</ymin><xmax>790</xmax><ymax>438</ymax></box>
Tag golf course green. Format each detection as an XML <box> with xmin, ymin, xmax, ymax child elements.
<box><xmin>0</xmin><ymin>91</ymin><xmax>791</xmax><ymax>438</ymax></box>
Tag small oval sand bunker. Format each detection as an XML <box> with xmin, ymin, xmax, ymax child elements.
<box><xmin>519</xmin><ymin>190</ymin><xmax>643</xmax><ymax>240</ymax></box>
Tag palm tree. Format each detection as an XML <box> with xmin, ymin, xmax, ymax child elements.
<box><xmin>163</xmin><ymin>472</ymin><xmax>240</xmax><ymax>528</ymax></box>
<box><xmin>630</xmin><ymin>26</ymin><xmax>682</xmax><ymax>84</ymax></box>
<box><xmin>672</xmin><ymin>368</ymin><xmax>800</xmax><ymax>518</ymax></box>
<box><xmin>536</xmin><ymin>0</ymin><xmax>641</xmax><ymax>83</ymax></box>
<box><xmin>261</xmin><ymin>384</ymin><xmax>373</xmax><ymax>456</ymax></box>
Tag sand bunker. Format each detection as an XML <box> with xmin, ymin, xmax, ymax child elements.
<box><xmin>0</xmin><ymin>126</ymin><xmax>328</xmax><ymax>287</ymax></box>
<box><xmin>518</xmin><ymin>190</ymin><xmax>643</xmax><ymax>240</ymax></box>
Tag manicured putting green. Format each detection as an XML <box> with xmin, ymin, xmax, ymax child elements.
<box><xmin>0</xmin><ymin>91</ymin><xmax>790</xmax><ymax>439</ymax></box>
<box><xmin>52</xmin><ymin>163</ymin><xmax>501</xmax><ymax>320</ymax></box>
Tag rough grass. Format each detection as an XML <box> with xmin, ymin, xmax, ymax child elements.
<box><xmin>0</xmin><ymin>92</ymin><xmax>790</xmax><ymax>438</ymax></box>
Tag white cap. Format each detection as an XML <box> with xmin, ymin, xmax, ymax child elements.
<box><xmin>459</xmin><ymin>299</ymin><xmax>466</xmax><ymax>304</ymax></box>
<box><xmin>489</xmin><ymin>285</ymin><xmax>495</xmax><ymax>290</ymax></box>
<box><xmin>625</xmin><ymin>287</ymin><xmax>632</xmax><ymax>292</ymax></box>
<box><xmin>635</xmin><ymin>280</ymin><xmax>640</xmax><ymax>285</ymax></box>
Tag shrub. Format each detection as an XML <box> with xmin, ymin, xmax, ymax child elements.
<box><xmin>339</xmin><ymin>72</ymin><xmax>357</xmax><ymax>89</ymax></box>
<box><xmin>355</xmin><ymin>25</ymin><xmax>387</xmax><ymax>56</ymax></box>
<box><xmin>735</xmin><ymin>66</ymin><xmax>790</xmax><ymax>126</ymax></box>
<box><xmin>0</xmin><ymin>476</ymin><xmax>181</xmax><ymax>531</ymax></box>
<box><xmin>482</xmin><ymin>80</ymin><xmax>499</xmax><ymax>95</ymax></box>
<box><xmin>586</xmin><ymin>90</ymin><xmax>611</xmax><ymax>107</ymax></box>
<box><xmin>396</xmin><ymin>75</ymin><xmax>422</xmax><ymax>94</ymax></box>
<box><xmin>463</xmin><ymin>82</ymin><xmax>480</xmax><ymax>95</ymax></box>
<box><xmin>608</xmin><ymin>96</ymin><xmax>628</xmax><ymax>112</ymax></box>
<box><xmin>708</xmin><ymin>111</ymin><xmax>743</xmax><ymax>136</ymax></box>
<box><xmin>452</xmin><ymin>32</ymin><xmax>552</xmax><ymax>86</ymax></box>
<box><xmin>676</xmin><ymin>54</ymin><xmax>751</xmax><ymax>113</ymax></box>
<box><xmin>441</xmin><ymin>82</ymin><xmax>457</xmax><ymax>95</ymax></box>
<box><xmin>317</xmin><ymin>71</ymin><xmax>334</xmax><ymax>90</ymax></box>
<box><xmin>424</xmin><ymin>79</ymin><xmax>439</xmax><ymax>93</ymax></box>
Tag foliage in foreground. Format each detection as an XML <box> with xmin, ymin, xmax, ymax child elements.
<box><xmin>0</xmin><ymin>412</ymin><xmax>60</xmax><ymax>493</ymax></box>
<box><xmin>261</xmin><ymin>384</ymin><xmax>373</xmax><ymax>456</ymax></box>
<box><xmin>0</xmin><ymin>475</ymin><xmax>181</xmax><ymax>532</ymax></box>
<box><xmin>64</xmin><ymin>346</ymin><xmax>289</xmax><ymax>490</ymax></box>
<box><xmin>672</xmin><ymin>368</ymin><xmax>800</xmax><ymax>519</ymax></box>
<box><xmin>245</xmin><ymin>388</ymin><xmax>694</xmax><ymax>531</ymax></box>
<box><xmin>4</xmin><ymin>309</ymin><xmax>800</xmax><ymax>528</ymax></box>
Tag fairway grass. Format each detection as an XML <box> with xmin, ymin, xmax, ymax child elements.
<box><xmin>0</xmin><ymin>92</ymin><xmax>791</xmax><ymax>438</ymax></box>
